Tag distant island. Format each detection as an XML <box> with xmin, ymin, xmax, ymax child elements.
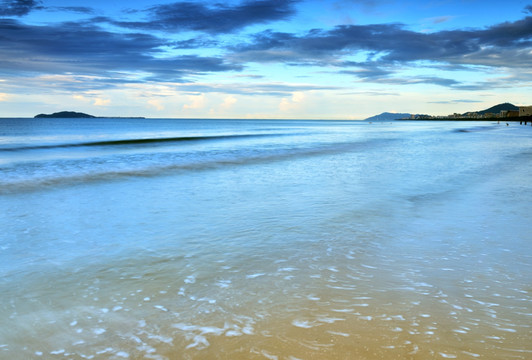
<box><xmin>35</xmin><ymin>111</ymin><xmax>96</xmax><ymax>118</ymax></box>
<box><xmin>34</xmin><ymin>111</ymin><xmax>145</xmax><ymax>119</ymax></box>
<box><xmin>365</xmin><ymin>102</ymin><xmax>530</xmax><ymax>121</ymax></box>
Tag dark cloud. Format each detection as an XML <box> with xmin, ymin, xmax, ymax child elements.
<box><xmin>171</xmin><ymin>37</ymin><xmax>219</xmax><ymax>49</ymax></box>
<box><xmin>339</xmin><ymin>66</ymin><xmax>393</xmax><ymax>79</ymax></box>
<box><xmin>0</xmin><ymin>0</ymin><xmax>42</xmax><ymax>16</ymax></box>
<box><xmin>524</xmin><ymin>5</ymin><xmax>532</xmax><ymax>14</ymax></box>
<box><xmin>113</xmin><ymin>0</ymin><xmax>298</xmax><ymax>34</ymax></box>
<box><xmin>0</xmin><ymin>19</ymin><xmax>241</xmax><ymax>85</ymax></box>
<box><xmin>53</xmin><ymin>7</ymin><xmax>95</xmax><ymax>15</ymax></box>
<box><xmin>369</xmin><ymin>75</ymin><xmax>461</xmax><ymax>87</ymax></box>
<box><xmin>231</xmin><ymin>16</ymin><xmax>532</xmax><ymax>69</ymax></box>
<box><xmin>428</xmin><ymin>100</ymin><xmax>483</xmax><ymax>104</ymax></box>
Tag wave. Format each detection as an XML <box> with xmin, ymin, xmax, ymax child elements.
<box><xmin>0</xmin><ymin>137</ymin><xmax>397</xmax><ymax>194</ymax></box>
<box><xmin>0</xmin><ymin>133</ymin><xmax>280</xmax><ymax>152</ymax></box>
<box><xmin>452</xmin><ymin>125</ymin><xmax>497</xmax><ymax>133</ymax></box>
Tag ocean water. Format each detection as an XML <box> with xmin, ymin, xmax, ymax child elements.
<box><xmin>0</xmin><ymin>118</ymin><xmax>531</xmax><ymax>359</ymax></box>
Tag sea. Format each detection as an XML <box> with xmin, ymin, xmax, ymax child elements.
<box><xmin>0</xmin><ymin>118</ymin><xmax>531</xmax><ymax>359</ymax></box>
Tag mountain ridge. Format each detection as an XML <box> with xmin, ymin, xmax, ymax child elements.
<box><xmin>365</xmin><ymin>102</ymin><xmax>521</xmax><ymax>121</ymax></box>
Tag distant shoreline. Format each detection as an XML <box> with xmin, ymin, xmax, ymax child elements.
<box><xmin>395</xmin><ymin>115</ymin><xmax>532</xmax><ymax>122</ymax></box>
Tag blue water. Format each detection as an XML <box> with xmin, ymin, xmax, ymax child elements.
<box><xmin>1</xmin><ymin>118</ymin><xmax>531</xmax><ymax>359</ymax></box>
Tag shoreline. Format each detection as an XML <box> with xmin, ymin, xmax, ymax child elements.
<box><xmin>395</xmin><ymin>115</ymin><xmax>532</xmax><ymax>122</ymax></box>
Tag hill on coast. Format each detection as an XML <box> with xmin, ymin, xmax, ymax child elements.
<box><xmin>473</xmin><ymin>102</ymin><xmax>518</xmax><ymax>115</ymax></box>
<box><xmin>364</xmin><ymin>112</ymin><xmax>412</xmax><ymax>121</ymax></box>
<box><xmin>364</xmin><ymin>102</ymin><xmax>521</xmax><ymax>121</ymax></box>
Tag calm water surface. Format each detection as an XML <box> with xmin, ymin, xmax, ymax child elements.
<box><xmin>0</xmin><ymin>118</ymin><xmax>531</xmax><ymax>359</ymax></box>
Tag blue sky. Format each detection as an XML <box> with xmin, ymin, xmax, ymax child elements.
<box><xmin>1</xmin><ymin>0</ymin><xmax>531</xmax><ymax>119</ymax></box>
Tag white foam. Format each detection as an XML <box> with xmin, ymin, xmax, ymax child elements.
<box><xmin>216</xmin><ymin>280</ymin><xmax>231</xmax><ymax>288</ymax></box>
<box><xmin>93</xmin><ymin>328</ymin><xmax>106</xmax><ymax>335</ymax></box>
<box><xmin>246</xmin><ymin>273</ymin><xmax>266</xmax><ymax>279</ymax></box>
<box><xmin>184</xmin><ymin>275</ymin><xmax>196</xmax><ymax>284</ymax></box>
<box><xmin>225</xmin><ymin>330</ymin><xmax>242</xmax><ymax>337</ymax></box>
<box><xmin>292</xmin><ymin>320</ymin><xmax>318</xmax><ymax>328</ymax></box>
<box><xmin>185</xmin><ymin>335</ymin><xmax>209</xmax><ymax>349</ymax></box>
<box><xmin>360</xmin><ymin>264</ymin><xmax>377</xmax><ymax>269</ymax></box>
<box><xmin>327</xmin><ymin>331</ymin><xmax>350</xmax><ymax>337</ymax></box>
<box><xmin>260</xmin><ymin>350</ymin><xmax>278</xmax><ymax>360</ymax></box>
<box><xmin>439</xmin><ymin>353</ymin><xmax>457</xmax><ymax>358</ymax></box>
<box><xmin>242</xmin><ymin>326</ymin><xmax>254</xmax><ymax>335</ymax></box>
<box><xmin>116</xmin><ymin>351</ymin><xmax>130</xmax><ymax>358</ymax></box>
<box><xmin>147</xmin><ymin>334</ymin><xmax>173</xmax><ymax>344</ymax></box>
<box><xmin>496</xmin><ymin>327</ymin><xmax>517</xmax><ymax>332</ymax></box>
<box><xmin>462</xmin><ymin>351</ymin><xmax>480</xmax><ymax>357</ymax></box>
<box><xmin>318</xmin><ymin>317</ymin><xmax>345</xmax><ymax>324</ymax></box>
<box><xmin>278</xmin><ymin>267</ymin><xmax>298</xmax><ymax>272</ymax></box>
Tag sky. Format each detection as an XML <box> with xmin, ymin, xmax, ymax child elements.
<box><xmin>0</xmin><ymin>0</ymin><xmax>531</xmax><ymax>119</ymax></box>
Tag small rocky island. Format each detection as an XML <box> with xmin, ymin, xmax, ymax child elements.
<box><xmin>34</xmin><ymin>111</ymin><xmax>145</xmax><ymax>119</ymax></box>
<box><xmin>34</xmin><ymin>111</ymin><xmax>96</xmax><ymax>118</ymax></box>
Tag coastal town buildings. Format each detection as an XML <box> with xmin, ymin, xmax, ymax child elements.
<box><xmin>519</xmin><ymin>106</ymin><xmax>532</xmax><ymax>117</ymax></box>
<box><xmin>399</xmin><ymin>104</ymin><xmax>531</xmax><ymax>120</ymax></box>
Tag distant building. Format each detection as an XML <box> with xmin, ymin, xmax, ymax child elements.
<box><xmin>519</xmin><ymin>106</ymin><xmax>532</xmax><ymax>117</ymax></box>
<box><xmin>507</xmin><ymin>111</ymin><xmax>519</xmax><ymax>118</ymax></box>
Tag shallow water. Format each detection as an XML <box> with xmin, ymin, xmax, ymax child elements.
<box><xmin>1</xmin><ymin>119</ymin><xmax>531</xmax><ymax>359</ymax></box>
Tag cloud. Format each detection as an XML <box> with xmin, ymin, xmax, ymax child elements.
<box><xmin>220</xmin><ymin>95</ymin><xmax>237</xmax><ymax>110</ymax></box>
<box><xmin>148</xmin><ymin>98</ymin><xmax>164</xmax><ymax>111</ymax></box>
<box><xmin>0</xmin><ymin>92</ymin><xmax>9</xmax><ymax>101</ymax></box>
<box><xmin>94</xmin><ymin>98</ymin><xmax>111</xmax><ymax>106</ymax></box>
<box><xmin>0</xmin><ymin>19</ymin><xmax>242</xmax><ymax>87</ymax></box>
<box><xmin>113</xmin><ymin>0</ymin><xmax>299</xmax><ymax>34</ymax></box>
<box><xmin>425</xmin><ymin>16</ymin><xmax>455</xmax><ymax>25</ymax></box>
<box><xmin>279</xmin><ymin>91</ymin><xmax>305</xmax><ymax>111</ymax></box>
<box><xmin>231</xmin><ymin>16</ymin><xmax>532</xmax><ymax>69</ymax></box>
<box><xmin>171</xmin><ymin>81</ymin><xmax>340</xmax><ymax>97</ymax></box>
<box><xmin>53</xmin><ymin>6</ymin><xmax>95</xmax><ymax>15</ymax></box>
<box><xmin>428</xmin><ymin>99</ymin><xmax>483</xmax><ymax>104</ymax></box>
<box><xmin>0</xmin><ymin>0</ymin><xmax>42</xmax><ymax>16</ymax></box>
<box><xmin>183</xmin><ymin>94</ymin><xmax>205</xmax><ymax>109</ymax></box>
